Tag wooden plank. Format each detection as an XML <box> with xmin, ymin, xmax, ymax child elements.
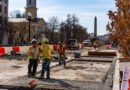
<box><xmin>88</xmin><ymin>51</ymin><xmax>117</xmax><ymax>56</ymax></box>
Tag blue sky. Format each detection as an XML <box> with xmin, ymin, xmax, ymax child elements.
<box><xmin>9</xmin><ymin>0</ymin><xmax>116</xmax><ymax>35</ymax></box>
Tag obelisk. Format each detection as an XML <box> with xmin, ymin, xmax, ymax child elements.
<box><xmin>94</xmin><ymin>16</ymin><xmax>97</xmax><ymax>38</ymax></box>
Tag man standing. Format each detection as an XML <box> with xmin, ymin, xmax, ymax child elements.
<box><xmin>40</xmin><ymin>38</ymin><xmax>51</xmax><ymax>79</ymax></box>
<box><xmin>93</xmin><ymin>41</ymin><xmax>97</xmax><ymax>49</ymax></box>
<box><xmin>58</xmin><ymin>42</ymin><xmax>66</xmax><ymax>67</ymax></box>
<box><xmin>27</xmin><ymin>39</ymin><xmax>40</xmax><ymax>77</ymax></box>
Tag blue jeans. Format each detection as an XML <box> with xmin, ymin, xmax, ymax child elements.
<box><xmin>41</xmin><ymin>58</ymin><xmax>51</xmax><ymax>78</ymax></box>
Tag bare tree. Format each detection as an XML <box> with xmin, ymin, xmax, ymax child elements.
<box><xmin>48</xmin><ymin>16</ymin><xmax>59</xmax><ymax>43</ymax></box>
<box><xmin>59</xmin><ymin>14</ymin><xmax>87</xmax><ymax>42</ymax></box>
<box><xmin>10</xmin><ymin>10</ymin><xmax>26</xmax><ymax>18</ymax></box>
<box><xmin>45</xmin><ymin>14</ymin><xmax>88</xmax><ymax>43</ymax></box>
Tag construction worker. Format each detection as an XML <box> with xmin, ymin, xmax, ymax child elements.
<box><xmin>58</xmin><ymin>42</ymin><xmax>66</xmax><ymax>67</ymax></box>
<box><xmin>27</xmin><ymin>39</ymin><xmax>40</xmax><ymax>77</ymax></box>
<box><xmin>93</xmin><ymin>41</ymin><xmax>97</xmax><ymax>49</ymax></box>
<box><xmin>40</xmin><ymin>38</ymin><xmax>51</xmax><ymax>79</ymax></box>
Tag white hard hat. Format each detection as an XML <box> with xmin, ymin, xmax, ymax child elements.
<box><xmin>31</xmin><ymin>39</ymin><xmax>37</xmax><ymax>43</ymax></box>
<box><xmin>44</xmin><ymin>38</ymin><xmax>49</xmax><ymax>43</ymax></box>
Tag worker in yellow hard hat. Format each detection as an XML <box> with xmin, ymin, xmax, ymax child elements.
<box><xmin>40</xmin><ymin>38</ymin><xmax>51</xmax><ymax>79</ymax></box>
<box><xmin>27</xmin><ymin>39</ymin><xmax>40</xmax><ymax>78</ymax></box>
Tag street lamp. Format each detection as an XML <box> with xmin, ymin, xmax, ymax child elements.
<box><xmin>27</xmin><ymin>13</ymin><xmax>32</xmax><ymax>45</ymax></box>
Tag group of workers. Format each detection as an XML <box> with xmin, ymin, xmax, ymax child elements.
<box><xmin>27</xmin><ymin>38</ymin><xmax>66</xmax><ymax>79</ymax></box>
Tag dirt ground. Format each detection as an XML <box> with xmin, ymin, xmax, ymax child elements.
<box><xmin>0</xmin><ymin>47</ymin><xmax>116</xmax><ymax>90</ymax></box>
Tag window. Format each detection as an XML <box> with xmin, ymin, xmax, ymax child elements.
<box><xmin>29</xmin><ymin>0</ymin><xmax>31</xmax><ymax>5</ymax></box>
<box><xmin>5</xmin><ymin>6</ymin><xmax>6</xmax><ymax>14</ymax></box>
<box><xmin>34</xmin><ymin>0</ymin><xmax>36</xmax><ymax>5</ymax></box>
<box><xmin>0</xmin><ymin>16</ymin><xmax>2</xmax><ymax>24</ymax></box>
<box><xmin>5</xmin><ymin>0</ymin><xmax>8</xmax><ymax>3</ymax></box>
<box><xmin>0</xmin><ymin>5</ymin><xmax>2</xmax><ymax>13</ymax></box>
<box><xmin>5</xmin><ymin>17</ymin><xmax>7</xmax><ymax>25</ymax></box>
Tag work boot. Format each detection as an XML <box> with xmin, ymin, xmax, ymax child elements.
<box><xmin>39</xmin><ymin>76</ymin><xmax>44</xmax><ymax>79</ymax></box>
<box><xmin>32</xmin><ymin>74</ymin><xmax>36</xmax><ymax>78</ymax></box>
<box><xmin>47</xmin><ymin>77</ymin><xmax>50</xmax><ymax>79</ymax></box>
<box><xmin>28</xmin><ymin>73</ymin><xmax>32</xmax><ymax>78</ymax></box>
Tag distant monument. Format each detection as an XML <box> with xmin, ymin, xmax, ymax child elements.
<box><xmin>94</xmin><ymin>16</ymin><xmax>97</xmax><ymax>38</ymax></box>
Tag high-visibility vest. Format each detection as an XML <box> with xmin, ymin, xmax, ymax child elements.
<box><xmin>58</xmin><ymin>46</ymin><xmax>66</xmax><ymax>54</ymax></box>
<box><xmin>41</xmin><ymin>37</ymin><xmax>44</xmax><ymax>44</ymax></box>
<box><xmin>27</xmin><ymin>46</ymin><xmax>40</xmax><ymax>60</ymax></box>
<box><xmin>41</xmin><ymin>44</ymin><xmax>51</xmax><ymax>59</ymax></box>
<box><xmin>93</xmin><ymin>41</ymin><xmax>96</xmax><ymax>46</ymax></box>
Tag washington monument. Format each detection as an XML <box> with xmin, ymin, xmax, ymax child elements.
<box><xmin>94</xmin><ymin>16</ymin><xmax>97</xmax><ymax>38</ymax></box>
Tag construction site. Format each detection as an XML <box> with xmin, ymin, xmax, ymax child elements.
<box><xmin>0</xmin><ymin>0</ymin><xmax>129</xmax><ymax>90</ymax></box>
<box><xmin>0</xmin><ymin>46</ymin><xmax>120</xmax><ymax>90</ymax></box>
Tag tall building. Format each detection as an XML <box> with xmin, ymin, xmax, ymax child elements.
<box><xmin>26</xmin><ymin>0</ymin><xmax>37</xmax><ymax>19</ymax></box>
<box><xmin>94</xmin><ymin>16</ymin><xmax>97</xmax><ymax>38</ymax></box>
<box><xmin>0</xmin><ymin>0</ymin><xmax>8</xmax><ymax>45</ymax></box>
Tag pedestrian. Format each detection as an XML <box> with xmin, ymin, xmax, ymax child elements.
<box><xmin>93</xmin><ymin>41</ymin><xmax>97</xmax><ymax>49</ymax></box>
<box><xmin>40</xmin><ymin>38</ymin><xmax>51</xmax><ymax>79</ymax></box>
<box><xmin>58</xmin><ymin>42</ymin><xmax>66</xmax><ymax>67</ymax></box>
<box><xmin>27</xmin><ymin>39</ymin><xmax>40</xmax><ymax>78</ymax></box>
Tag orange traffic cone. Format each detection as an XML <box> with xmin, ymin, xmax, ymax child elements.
<box><xmin>29</xmin><ymin>80</ymin><xmax>36</xmax><ymax>87</ymax></box>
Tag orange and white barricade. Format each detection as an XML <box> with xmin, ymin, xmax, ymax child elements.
<box><xmin>0</xmin><ymin>47</ymin><xmax>5</xmax><ymax>57</ymax></box>
<box><xmin>121</xmin><ymin>67</ymin><xmax>130</xmax><ymax>90</ymax></box>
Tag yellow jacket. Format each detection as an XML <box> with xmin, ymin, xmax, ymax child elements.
<box><xmin>41</xmin><ymin>43</ymin><xmax>51</xmax><ymax>59</ymax></box>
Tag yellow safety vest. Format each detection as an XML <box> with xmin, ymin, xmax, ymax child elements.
<box><xmin>41</xmin><ymin>37</ymin><xmax>44</xmax><ymax>44</ymax></box>
<box><xmin>93</xmin><ymin>41</ymin><xmax>96</xmax><ymax>46</ymax></box>
<box><xmin>27</xmin><ymin>47</ymin><xmax>40</xmax><ymax>60</ymax></box>
<box><xmin>41</xmin><ymin>44</ymin><xmax>51</xmax><ymax>59</ymax></box>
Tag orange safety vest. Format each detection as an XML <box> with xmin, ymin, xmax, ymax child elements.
<box><xmin>58</xmin><ymin>46</ymin><xmax>66</xmax><ymax>54</ymax></box>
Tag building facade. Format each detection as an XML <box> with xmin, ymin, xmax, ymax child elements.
<box><xmin>97</xmin><ymin>34</ymin><xmax>109</xmax><ymax>42</ymax></box>
<box><xmin>8</xmin><ymin>0</ymin><xmax>46</xmax><ymax>45</ymax></box>
<box><xmin>0</xmin><ymin>0</ymin><xmax>8</xmax><ymax>45</ymax></box>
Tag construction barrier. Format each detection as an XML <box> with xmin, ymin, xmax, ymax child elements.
<box><xmin>53</xmin><ymin>45</ymin><xmax>59</xmax><ymax>51</ymax></box>
<box><xmin>0</xmin><ymin>47</ymin><xmax>5</xmax><ymax>57</ymax></box>
<box><xmin>81</xmin><ymin>44</ymin><xmax>85</xmax><ymax>48</ymax></box>
<box><xmin>106</xmin><ymin>44</ymin><xmax>110</xmax><ymax>49</ymax></box>
<box><xmin>37</xmin><ymin>45</ymin><xmax>40</xmax><ymax>48</ymax></box>
<box><xmin>12</xmin><ymin>46</ymin><xmax>20</xmax><ymax>53</ymax></box>
<box><xmin>0</xmin><ymin>43</ymin><xmax>85</xmax><ymax>56</ymax></box>
<box><xmin>121</xmin><ymin>67</ymin><xmax>130</xmax><ymax>90</ymax></box>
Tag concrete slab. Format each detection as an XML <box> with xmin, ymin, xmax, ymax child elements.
<box><xmin>0</xmin><ymin>60</ymin><xmax>113</xmax><ymax>90</ymax></box>
<box><xmin>112</xmin><ymin>60</ymin><xmax>120</xmax><ymax>90</ymax></box>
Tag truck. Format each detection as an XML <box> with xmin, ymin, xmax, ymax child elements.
<box><xmin>65</xmin><ymin>39</ymin><xmax>79</xmax><ymax>50</ymax></box>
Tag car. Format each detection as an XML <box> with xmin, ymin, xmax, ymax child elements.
<box><xmin>66</xmin><ymin>39</ymin><xmax>79</xmax><ymax>50</ymax></box>
<box><xmin>83</xmin><ymin>40</ymin><xmax>92</xmax><ymax>47</ymax></box>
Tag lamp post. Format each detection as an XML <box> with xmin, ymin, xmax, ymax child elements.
<box><xmin>27</xmin><ymin>13</ymin><xmax>32</xmax><ymax>45</ymax></box>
